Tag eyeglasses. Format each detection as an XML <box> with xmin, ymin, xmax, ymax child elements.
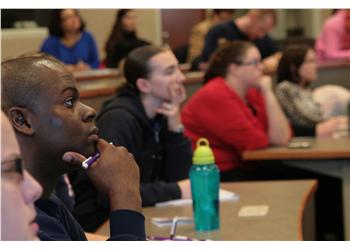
<box><xmin>236</xmin><ymin>59</ymin><xmax>262</xmax><ymax>67</ymax></box>
<box><xmin>1</xmin><ymin>158</ymin><xmax>23</xmax><ymax>178</ymax></box>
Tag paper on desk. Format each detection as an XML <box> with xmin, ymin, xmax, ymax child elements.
<box><xmin>151</xmin><ymin>216</ymin><xmax>193</xmax><ymax>227</ymax></box>
<box><xmin>155</xmin><ymin>189</ymin><xmax>239</xmax><ymax>207</ymax></box>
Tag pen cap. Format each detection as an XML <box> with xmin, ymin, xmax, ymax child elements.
<box><xmin>192</xmin><ymin>138</ymin><xmax>215</xmax><ymax>165</ymax></box>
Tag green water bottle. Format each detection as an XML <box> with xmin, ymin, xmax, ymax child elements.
<box><xmin>190</xmin><ymin>138</ymin><xmax>220</xmax><ymax>231</ymax></box>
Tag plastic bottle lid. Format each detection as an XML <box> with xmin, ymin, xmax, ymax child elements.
<box><xmin>193</xmin><ymin>138</ymin><xmax>215</xmax><ymax>165</ymax></box>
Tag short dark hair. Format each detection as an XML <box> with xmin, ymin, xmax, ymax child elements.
<box><xmin>204</xmin><ymin>41</ymin><xmax>255</xmax><ymax>83</ymax></box>
<box><xmin>48</xmin><ymin>9</ymin><xmax>85</xmax><ymax>38</ymax></box>
<box><xmin>1</xmin><ymin>55</ymin><xmax>66</xmax><ymax>113</ymax></box>
<box><xmin>277</xmin><ymin>44</ymin><xmax>311</xmax><ymax>84</ymax></box>
<box><xmin>123</xmin><ymin>45</ymin><xmax>167</xmax><ymax>94</ymax></box>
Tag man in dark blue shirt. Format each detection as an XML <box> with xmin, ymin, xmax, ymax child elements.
<box><xmin>194</xmin><ymin>9</ymin><xmax>281</xmax><ymax>74</ymax></box>
<box><xmin>1</xmin><ymin>54</ymin><xmax>146</xmax><ymax>241</ymax></box>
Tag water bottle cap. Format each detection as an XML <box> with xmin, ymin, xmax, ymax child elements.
<box><xmin>193</xmin><ymin>138</ymin><xmax>215</xmax><ymax>165</ymax></box>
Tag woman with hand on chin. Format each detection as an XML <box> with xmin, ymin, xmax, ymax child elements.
<box><xmin>71</xmin><ymin>45</ymin><xmax>192</xmax><ymax>232</ymax></box>
<box><xmin>276</xmin><ymin>44</ymin><xmax>349</xmax><ymax>138</ymax></box>
<box><xmin>182</xmin><ymin>41</ymin><xmax>291</xmax><ymax>181</ymax></box>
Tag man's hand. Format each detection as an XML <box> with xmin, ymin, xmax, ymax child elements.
<box><xmin>62</xmin><ymin>139</ymin><xmax>142</xmax><ymax>213</ymax></box>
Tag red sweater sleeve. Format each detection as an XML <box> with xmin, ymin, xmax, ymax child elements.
<box><xmin>182</xmin><ymin>79</ymin><xmax>269</xmax><ymax>154</ymax></box>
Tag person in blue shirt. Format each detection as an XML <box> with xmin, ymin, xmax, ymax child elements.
<box><xmin>41</xmin><ymin>9</ymin><xmax>99</xmax><ymax>72</ymax></box>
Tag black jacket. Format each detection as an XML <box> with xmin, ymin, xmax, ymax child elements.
<box><xmin>105</xmin><ymin>31</ymin><xmax>150</xmax><ymax>68</ymax></box>
<box><xmin>35</xmin><ymin>194</ymin><xmax>145</xmax><ymax>240</ymax></box>
<box><xmin>71</xmin><ymin>85</ymin><xmax>192</xmax><ymax>232</ymax></box>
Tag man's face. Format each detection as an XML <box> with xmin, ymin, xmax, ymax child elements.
<box><xmin>248</xmin><ymin>15</ymin><xmax>274</xmax><ymax>40</ymax></box>
<box><xmin>146</xmin><ymin>50</ymin><xmax>185</xmax><ymax>103</ymax></box>
<box><xmin>1</xmin><ymin>112</ymin><xmax>42</xmax><ymax>240</ymax></box>
<box><xmin>30</xmin><ymin>64</ymin><xmax>98</xmax><ymax>165</ymax></box>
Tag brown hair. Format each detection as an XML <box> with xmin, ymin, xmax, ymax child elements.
<box><xmin>204</xmin><ymin>41</ymin><xmax>255</xmax><ymax>83</ymax></box>
<box><xmin>124</xmin><ymin>45</ymin><xmax>168</xmax><ymax>94</ymax></box>
<box><xmin>105</xmin><ymin>10</ymin><xmax>133</xmax><ymax>61</ymax></box>
<box><xmin>48</xmin><ymin>9</ymin><xmax>85</xmax><ymax>38</ymax></box>
<box><xmin>277</xmin><ymin>44</ymin><xmax>312</xmax><ymax>85</ymax></box>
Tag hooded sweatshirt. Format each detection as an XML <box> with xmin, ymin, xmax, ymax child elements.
<box><xmin>70</xmin><ymin>85</ymin><xmax>192</xmax><ymax>232</ymax></box>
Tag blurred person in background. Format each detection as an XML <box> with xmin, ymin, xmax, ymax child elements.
<box><xmin>187</xmin><ymin>9</ymin><xmax>235</xmax><ymax>63</ymax></box>
<box><xmin>316</xmin><ymin>10</ymin><xmax>350</xmax><ymax>61</ymax></box>
<box><xmin>104</xmin><ymin>9</ymin><xmax>150</xmax><ymax>68</ymax></box>
<box><xmin>193</xmin><ymin>9</ymin><xmax>281</xmax><ymax>74</ymax></box>
<box><xmin>276</xmin><ymin>44</ymin><xmax>349</xmax><ymax>138</ymax></box>
<box><xmin>41</xmin><ymin>9</ymin><xmax>99</xmax><ymax>72</ymax></box>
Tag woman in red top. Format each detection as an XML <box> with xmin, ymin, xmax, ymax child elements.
<box><xmin>182</xmin><ymin>41</ymin><xmax>291</xmax><ymax>180</ymax></box>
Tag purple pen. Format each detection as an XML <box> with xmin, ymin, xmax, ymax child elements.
<box><xmin>82</xmin><ymin>152</ymin><xmax>100</xmax><ymax>169</ymax></box>
<box><xmin>81</xmin><ymin>142</ymin><xmax>114</xmax><ymax>169</ymax></box>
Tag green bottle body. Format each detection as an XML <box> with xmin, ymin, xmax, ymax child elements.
<box><xmin>189</xmin><ymin>163</ymin><xmax>220</xmax><ymax>231</ymax></box>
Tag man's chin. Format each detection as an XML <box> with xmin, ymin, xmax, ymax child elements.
<box><xmin>60</xmin><ymin>144</ymin><xmax>97</xmax><ymax>171</ymax></box>
<box><xmin>83</xmin><ymin>142</ymin><xmax>98</xmax><ymax>158</ymax></box>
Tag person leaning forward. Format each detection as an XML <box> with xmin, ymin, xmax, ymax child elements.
<box><xmin>1</xmin><ymin>54</ymin><xmax>145</xmax><ymax>240</ymax></box>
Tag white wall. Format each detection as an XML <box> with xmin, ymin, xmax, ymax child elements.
<box><xmin>1</xmin><ymin>28</ymin><xmax>48</xmax><ymax>60</ymax></box>
<box><xmin>136</xmin><ymin>9</ymin><xmax>162</xmax><ymax>46</ymax></box>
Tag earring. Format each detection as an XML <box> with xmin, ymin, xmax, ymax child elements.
<box><xmin>16</xmin><ymin>114</ymin><xmax>25</xmax><ymax>125</ymax></box>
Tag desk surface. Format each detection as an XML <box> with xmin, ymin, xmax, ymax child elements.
<box><xmin>74</xmin><ymin>59</ymin><xmax>349</xmax><ymax>99</ymax></box>
<box><xmin>73</xmin><ymin>68</ymin><xmax>119</xmax><ymax>81</ymax></box>
<box><xmin>95</xmin><ymin>180</ymin><xmax>317</xmax><ymax>241</ymax></box>
<box><xmin>243</xmin><ymin>138</ymin><xmax>350</xmax><ymax>161</ymax></box>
